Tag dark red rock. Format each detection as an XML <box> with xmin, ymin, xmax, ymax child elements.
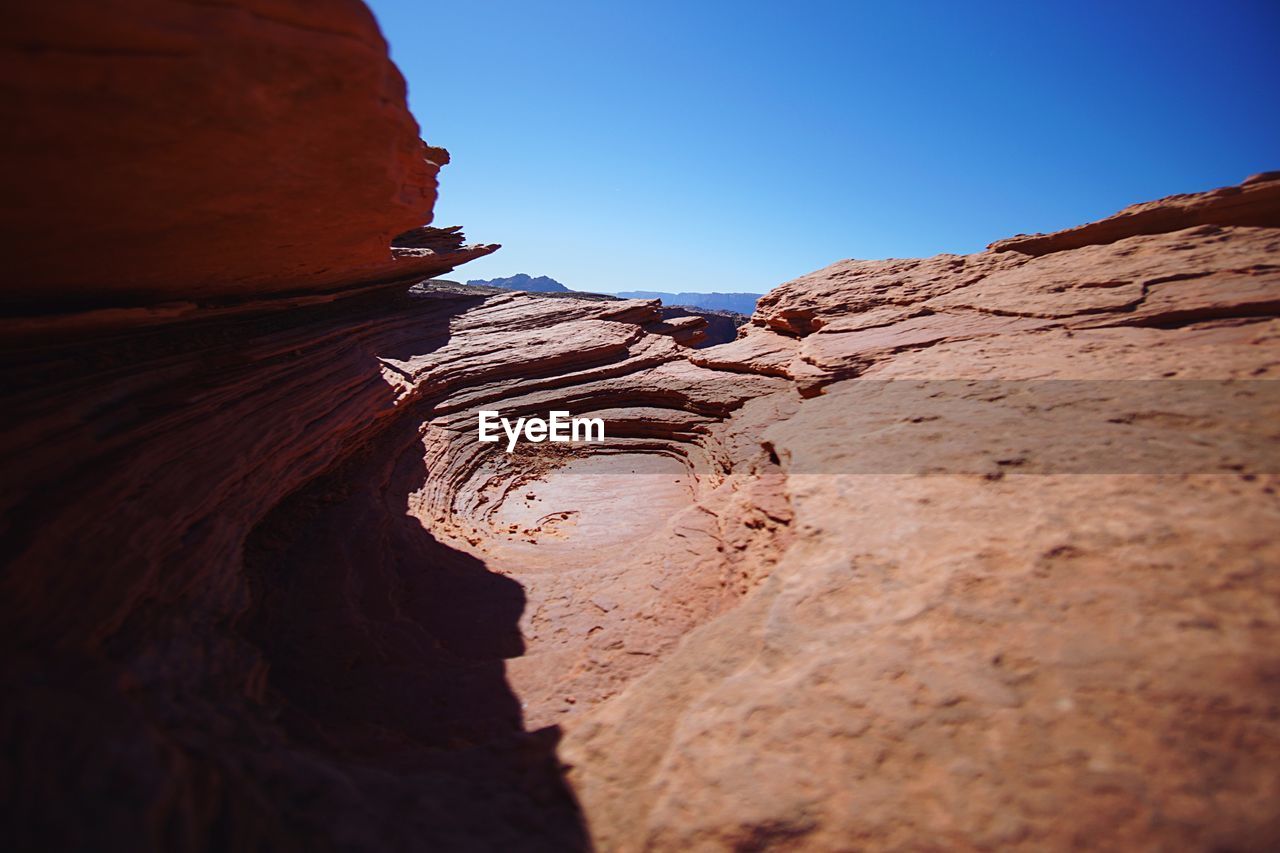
<box><xmin>658</xmin><ymin>305</ymin><xmax>745</xmax><ymax>347</ymax></box>
<box><xmin>0</xmin><ymin>0</ymin><xmax>494</xmax><ymax>311</ymax></box>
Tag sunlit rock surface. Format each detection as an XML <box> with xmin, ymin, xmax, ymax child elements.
<box><xmin>564</xmin><ymin>177</ymin><xmax>1280</xmax><ymax>851</ymax></box>
<box><xmin>1</xmin><ymin>1</ymin><xmax>1278</xmax><ymax>849</ymax></box>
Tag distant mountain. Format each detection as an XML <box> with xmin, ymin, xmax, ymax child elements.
<box><xmin>614</xmin><ymin>291</ymin><xmax>761</xmax><ymax>314</ymax></box>
<box><xmin>463</xmin><ymin>276</ymin><xmax>761</xmax><ymax>315</ymax></box>
<box><xmin>466</xmin><ymin>273</ymin><xmax>570</xmax><ymax>293</ymax></box>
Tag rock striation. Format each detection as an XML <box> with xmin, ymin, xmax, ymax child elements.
<box><xmin>562</xmin><ymin>175</ymin><xmax>1280</xmax><ymax>850</ymax></box>
<box><xmin>0</xmin><ymin>0</ymin><xmax>496</xmax><ymax>311</ymax></box>
<box><xmin>2</xmin><ymin>2</ymin><xmax>1279</xmax><ymax>850</ymax></box>
<box><xmin>989</xmin><ymin>170</ymin><xmax>1280</xmax><ymax>256</ymax></box>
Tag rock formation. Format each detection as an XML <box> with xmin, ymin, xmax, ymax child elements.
<box><xmin>617</xmin><ymin>291</ymin><xmax>763</xmax><ymax>314</ymax></box>
<box><xmin>1</xmin><ymin>0</ymin><xmax>495</xmax><ymax>310</ymax></box>
<box><xmin>461</xmin><ymin>279</ymin><xmax>748</xmax><ymax>347</ymax></box>
<box><xmin>658</xmin><ymin>305</ymin><xmax>745</xmax><ymax>348</ymax></box>
<box><xmin>2</xmin><ymin>1</ymin><xmax>1278</xmax><ymax>850</ymax></box>
<box><xmin>562</xmin><ymin>177</ymin><xmax>1280</xmax><ymax>850</ymax></box>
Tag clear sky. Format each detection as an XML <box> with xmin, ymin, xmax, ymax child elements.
<box><xmin>365</xmin><ymin>0</ymin><xmax>1278</xmax><ymax>294</ymax></box>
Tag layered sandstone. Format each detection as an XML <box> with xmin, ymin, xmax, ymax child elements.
<box><xmin>0</xmin><ymin>0</ymin><xmax>495</xmax><ymax>310</ymax></box>
<box><xmin>990</xmin><ymin>171</ymin><xmax>1280</xmax><ymax>256</ymax></box>
<box><xmin>2</xmin><ymin>1</ymin><xmax>1279</xmax><ymax>850</ymax></box>
<box><xmin>562</xmin><ymin>179</ymin><xmax>1280</xmax><ymax>851</ymax></box>
<box><xmin>5</xmin><ymin>169</ymin><xmax>1277</xmax><ymax>849</ymax></box>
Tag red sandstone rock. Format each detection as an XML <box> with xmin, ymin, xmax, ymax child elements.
<box><xmin>0</xmin><ymin>0</ymin><xmax>495</xmax><ymax>310</ymax></box>
<box><xmin>989</xmin><ymin>171</ymin><xmax>1280</xmax><ymax>256</ymax></box>
<box><xmin>560</xmin><ymin>182</ymin><xmax>1280</xmax><ymax>851</ymax></box>
<box><xmin>657</xmin><ymin>305</ymin><xmax>745</xmax><ymax>348</ymax></box>
<box><xmin>5</xmin><ymin>169</ymin><xmax>1277</xmax><ymax>851</ymax></box>
<box><xmin>2</xmin><ymin>2</ymin><xmax>1279</xmax><ymax>850</ymax></box>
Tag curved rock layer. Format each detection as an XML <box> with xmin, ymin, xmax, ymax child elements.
<box><xmin>4</xmin><ymin>170</ymin><xmax>1279</xmax><ymax>850</ymax></box>
<box><xmin>562</xmin><ymin>176</ymin><xmax>1280</xmax><ymax>851</ymax></box>
<box><xmin>2</xmin><ymin>1</ymin><xmax>1279</xmax><ymax>848</ymax></box>
<box><xmin>0</xmin><ymin>279</ymin><xmax>793</xmax><ymax>848</ymax></box>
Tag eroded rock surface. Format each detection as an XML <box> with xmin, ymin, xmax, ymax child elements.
<box><xmin>1</xmin><ymin>275</ymin><xmax>796</xmax><ymax>848</ymax></box>
<box><xmin>1</xmin><ymin>0</ymin><xmax>495</xmax><ymax>310</ymax></box>
<box><xmin>563</xmin><ymin>176</ymin><xmax>1280</xmax><ymax>851</ymax></box>
<box><xmin>1</xmin><ymin>1</ymin><xmax>1278</xmax><ymax>848</ymax></box>
<box><xmin>989</xmin><ymin>171</ymin><xmax>1280</xmax><ymax>257</ymax></box>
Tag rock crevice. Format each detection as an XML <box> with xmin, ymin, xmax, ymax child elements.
<box><xmin>2</xmin><ymin>1</ymin><xmax>1278</xmax><ymax>847</ymax></box>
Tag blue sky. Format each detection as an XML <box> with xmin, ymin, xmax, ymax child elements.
<box><xmin>366</xmin><ymin>1</ymin><xmax>1279</xmax><ymax>294</ymax></box>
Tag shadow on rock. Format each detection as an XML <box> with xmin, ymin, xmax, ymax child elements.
<box><xmin>0</xmin><ymin>291</ymin><xmax>590</xmax><ymax>851</ymax></box>
<box><xmin>239</xmin><ymin>327</ymin><xmax>590</xmax><ymax>850</ymax></box>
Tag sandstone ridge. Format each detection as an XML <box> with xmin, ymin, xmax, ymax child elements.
<box><xmin>1</xmin><ymin>0</ymin><xmax>497</xmax><ymax>311</ymax></box>
<box><xmin>1</xmin><ymin>2</ymin><xmax>1279</xmax><ymax>850</ymax></box>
